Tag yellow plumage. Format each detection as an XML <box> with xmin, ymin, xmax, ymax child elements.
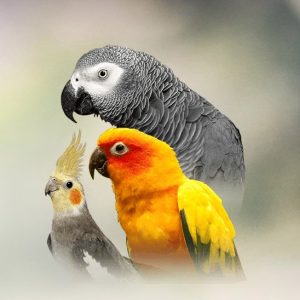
<box><xmin>178</xmin><ymin>179</ymin><xmax>241</xmax><ymax>275</ymax></box>
<box><xmin>55</xmin><ymin>131</ymin><xmax>85</xmax><ymax>178</ymax></box>
<box><xmin>50</xmin><ymin>132</ymin><xmax>86</xmax><ymax>214</ymax></box>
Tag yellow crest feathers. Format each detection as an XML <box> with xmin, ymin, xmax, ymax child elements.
<box><xmin>55</xmin><ymin>131</ymin><xmax>86</xmax><ymax>178</ymax></box>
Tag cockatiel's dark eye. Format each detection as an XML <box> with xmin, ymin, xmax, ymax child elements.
<box><xmin>98</xmin><ymin>69</ymin><xmax>108</xmax><ymax>79</ymax></box>
<box><xmin>65</xmin><ymin>181</ymin><xmax>73</xmax><ymax>189</ymax></box>
<box><xmin>110</xmin><ymin>142</ymin><xmax>128</xmax><ymax>156</ymax></box>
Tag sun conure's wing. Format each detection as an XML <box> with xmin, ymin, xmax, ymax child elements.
<box><xmin>178</xmin><ymin>179</ymin><xmax>244</xmax><ymax>278</ymax></box>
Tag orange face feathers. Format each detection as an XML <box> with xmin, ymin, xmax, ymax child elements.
<box><xmin>95</xmin><ymin>128</ymin><xmax>186</xmax><ymax>195</ymax></box>
<box><xmin>97</xmin><ymin>128</ymin><xmax>178</xmax><ymax>172</ymax></box>
<box><xmin>98</xmin><ymin>128</ymin><xmax>170</xmax><ymax>153</ymax></box>
<box><xmin>97</xmin><ymin>128</ymin><xmax>178</xmax><ymax>177</ymax></box>
<box><xmin>99</xmin><ymin>143</ymin><xmax>152</xmax><ymax>178</ymax></box>
<box><xmin>70</xmin><ymin>188</ymin><xmax>82</xmax><ymax>205</ymax></box>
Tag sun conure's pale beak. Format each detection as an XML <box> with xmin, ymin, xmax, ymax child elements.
<box><xmin>89</xmin><ymin>147</ymin><xmax>109</xmax><ymax>179</ymax></box>
<box><xmin>45</xmin><ymin>178</ymin><xmax>59</xmax><ymax>196</ymax></box>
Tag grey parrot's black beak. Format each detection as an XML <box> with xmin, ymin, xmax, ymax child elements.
<box><xmin>89</xmin><ymin>147</ymin><xmax>109</xmax><ymax>179</ymax></box>
<box><xmin>61</xmin><ymin>80</ymin><xmax>95</xmax><ymax>123</ymax></box>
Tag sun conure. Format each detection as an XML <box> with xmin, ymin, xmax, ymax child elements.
<box><xmin>89</xmin><ymin>128</ymin><xmax>244</xmax><ymax>278</ymax></box>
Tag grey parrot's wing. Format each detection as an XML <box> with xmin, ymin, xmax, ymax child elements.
<box><xmin>47</xmin><ymin>234</ymin><xmax>53</xmax><ymax>255</ymax></box>
<box><xmin>151</xmin><ymin>80</ymin><xmax>245</xmax><ymax>185</ymax></box>
<box><xmin>199</xmin><ymin>117</ymin><xmax>245</xmax><ymax>183</ymax></box>
<box><xmin>194</xmin><ymin>116</ymin><xmax>245</xmax><ymax>216</ymax></box>
<box><xmin>74</xmin><ymin>232</ymin><xmax>137</xmax><ymax>277</ymax></box>
<box><xmin>164</xmin><ymin>90</ymin><xmax>245</xmax><ymax>216</ymax></box>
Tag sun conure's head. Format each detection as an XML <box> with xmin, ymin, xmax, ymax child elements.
<box><xmin>89</xmin><ymin>128</ymin><xmax>186</xmax><ymax>194</ymax></box>
<box><xmin>45</xmin><ymin>132</ymin><xmax>87</xmax><ymax>215</ymax></box>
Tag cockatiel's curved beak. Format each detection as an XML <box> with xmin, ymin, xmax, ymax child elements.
<box><xmin>89</xmin><ymin>147</ymin><xmax>109</xmax><ymax>179</ymax></box>
<box><xmin>45</xmin><ymin>178</ymin><xmax>59</xmax><ymax>196</ymax></box>
<box><xmin>61</xmin><ymin>80</ymin><xmax>94</xmax><ymax>123</ymax></box>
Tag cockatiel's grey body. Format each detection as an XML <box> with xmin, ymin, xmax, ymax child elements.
<box><xmin>47</xmin><ymin>202</ymin><xmax>135</xmax><ymax>278</ymax></box>
<box><xmin>61</xmin><ymin>45</ymin><xmax>245</xmax><ymax>216</ymax></box>
<box><xmin>45</xmin><ymin>133</ymin><xmax>137</xmax><ymax>278</ymax></box>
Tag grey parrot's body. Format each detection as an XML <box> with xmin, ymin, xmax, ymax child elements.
<box><xmin>61</xmin><ymin>45</ymin><xmax>245</xmax><ymax>216</ymax></box>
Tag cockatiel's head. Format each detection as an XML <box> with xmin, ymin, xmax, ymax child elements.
<box><xmin>89</xmin><ymin>128</ymin><xmax>185</xmax><ymax>194</ymax></box>
<box><xmin>61</xmin><ymin>45</ymin><xmax>161</xmax><ymax>125</ymax></box>
<box><xmin>45</xmin><ymin>132</ymin><xmax>87</xmax><ymax>215</ymax></box>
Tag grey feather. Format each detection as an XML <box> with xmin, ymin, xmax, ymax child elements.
<box><xmin>74</xmin><ymin>232</ymin><xmax>135</xmax><ymax>277</ymax></box>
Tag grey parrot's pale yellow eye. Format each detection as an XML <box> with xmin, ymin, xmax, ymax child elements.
<box><xmin>110</xmin><ymin>142</ymin><xmax>128</xmax><ymax>156</ymax></box>
<box><xmin>98</xmin><ymin>69</ymin><xmax>108</xmax><ymax>79</ymax></box>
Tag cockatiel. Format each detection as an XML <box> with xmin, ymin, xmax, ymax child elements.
<box><xmin>45</xmin><ymin>132</ymin><xmax>137</xmax><ymax>278</ymax></box>
<box><xmin>61</xmin><ymin>45</ymin><xmax>245</xmax><ymax>218</ymax></box>
<box><xmin>89</xmin><ymin>128</ymin><xmax>244</xmax><ymax>278</ymax></box>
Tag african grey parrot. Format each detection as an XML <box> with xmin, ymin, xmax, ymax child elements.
<box><xmin>61</xmin><ymin>45</ymin><xmax>245</xmax><ymax>217</ymax></box>
<box><xmin>45</xmin><ymin>132</ymin><xmax>137</xmax><ymax>278</ymax></box>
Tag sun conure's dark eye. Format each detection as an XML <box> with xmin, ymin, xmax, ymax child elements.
<box><xmin>98</xmin><ymin>69</ymin><xmax>108</xmax><ymax>79</ymax></box>
<box><xmin>110</xmin><ymin>142</ymin><xmax>129</xmax><ymax>156</ymax></box>
<box><xmin>66</xmin><ymin>181</ymin><xmax>73</xmax><ymax>189</ymax></box>
<box><xmin>116</xmin><ymin>144</ymin><xmax>124</xmax><ymax>152</ymax></box>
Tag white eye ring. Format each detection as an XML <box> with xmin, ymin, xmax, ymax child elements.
<box><xmin>98</xmin><ymin>69</ymin><xmax>108</xmax><ymax>79</ymax></box>
<box><xmin>110</xmin><ymin>142</ymin><xmax>128</xmax><ymax>156</ymax></box>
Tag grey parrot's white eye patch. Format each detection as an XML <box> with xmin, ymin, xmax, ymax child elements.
<box><xmin>71</xmin><ymin>62</ymin><xmax>124</xmax><ymax>96</ymax></box>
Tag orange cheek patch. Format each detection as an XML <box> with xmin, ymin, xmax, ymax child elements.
<box><xmin>70</xmin><ymin>189</ymin><xmax>81</xmax><ymax>205</ymax></box>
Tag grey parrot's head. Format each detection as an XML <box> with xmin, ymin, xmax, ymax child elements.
<box><xmin>61</xmin><ymin>45</ymin><xmax>155</xmax><ymax>124</ymax></box>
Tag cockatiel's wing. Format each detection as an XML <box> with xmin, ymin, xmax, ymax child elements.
<box><xmin>178</xmin><ymin>179</ymin><xmax>244</xmax><ymax>278</ymax></box>
<box><xmin>73</xmin><ymin>232</ymin><xmax>137</xmax><ymax>277</ymax></box>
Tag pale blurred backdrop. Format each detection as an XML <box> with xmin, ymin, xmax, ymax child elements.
<box><xmin>1</xmin><ymin>0</ymin><xmax>299</xmax><ymax>299</ymax></box>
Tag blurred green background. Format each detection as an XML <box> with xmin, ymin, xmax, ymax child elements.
<box><xmin>1</xmin><ymin>0</ymin><xmax>299</xmax><ymax>299</ymax></box>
